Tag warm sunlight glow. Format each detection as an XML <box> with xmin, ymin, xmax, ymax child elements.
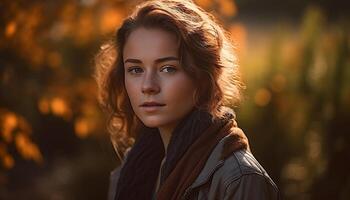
<box><xmin>51</xmin><ymin>97</ymin><xmax>68</xmax><ymax>117</ymax></box>
<box><xmin>99</xmin><ymin>8</ymin><xmax>123</xmax><ymax>34</ymax></box>
<box><xmin>15</xmin><ymin>133</ymin><xmax>43</xmax><ymax>163</ymax></box>
<box><xmin>5</xmin><ymin>21</ymin><xmax>17</xmax><ymax>38</ymax></box>
<box><xmin>218</xmin><ymin>0</ymin><xmax>237</xmax><ymax>17</ymax></box>
<box><xmin>2</xmin><ymin>113</ymin><xmax>18</xmax><ymax>142</ymax></box>
<box><xmin>254</xmin><ymin>88</ymin><xmax>271</xmax><ymax>106</ymax></box>
<box><xmin>3</xmin><ymin>154</ymin><xmax>14</xmax><ymax>169</ymax></box>
<box><xmin>75</xmin><ymin>118</ymin><xmax>89</xmax><ymax>138</ymax></box>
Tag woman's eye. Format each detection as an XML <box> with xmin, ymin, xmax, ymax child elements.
<box><xmin>161</xmin><ymin>66</ymin><xmax>177</xmax><ymax>73</ymax></box>
<box><xmin>127</xmin><ymin>67</ymin><xmax>143</xmax><ymax>74</ymax></box>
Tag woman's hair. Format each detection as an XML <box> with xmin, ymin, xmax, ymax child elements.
<box><xmin>94</xmin><ymin>0</ymin><xmax>244</xmax><ymax>160</ymax></box>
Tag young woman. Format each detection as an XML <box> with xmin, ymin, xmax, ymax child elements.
<box><xmin>95</xmin><ymin>0</ymin><xmax>280</xmax><ymax>199</ymax></box>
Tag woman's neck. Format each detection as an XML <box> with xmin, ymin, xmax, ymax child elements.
<box><xmin>158</xmin><ymin>124</ymin><xmax>176</xmax><ymax>155</ymax></box>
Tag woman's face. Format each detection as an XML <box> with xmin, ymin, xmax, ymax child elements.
<box><xmin>123</xmin><ymin>27</ymin><xmax>196</xmax><ymax>132</ymax></box>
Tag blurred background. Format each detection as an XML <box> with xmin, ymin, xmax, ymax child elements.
<box><xmin>0</xmin><ymin>0</ymin><xmax>349</xmax><ymax>199</ymax></box>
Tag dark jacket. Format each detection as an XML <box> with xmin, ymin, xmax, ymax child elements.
<box><xmin>108</xmin><ymin>134</ymin><xmax>280</xmax><ymax>200</ymax></box>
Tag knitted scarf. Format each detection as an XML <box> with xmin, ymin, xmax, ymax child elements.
<box><xmin>114</xmin><ymin>108</ymin><xmax>248</xmax><ymax>200</ymax></box>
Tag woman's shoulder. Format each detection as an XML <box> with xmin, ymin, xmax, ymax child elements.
<box><xmin>221</xmin><ymin>149</ymin><xmax>274</xmax><ymax>181</ymax></box>
<box><xmin>213</xmin><ymin>149</ymin><xmax>280</xmax><ymax>199</ymax></box>
<box><xmin>187</xmin><ymin>132</ymin><xmax>280</xmax><ymax>199</ymax></box>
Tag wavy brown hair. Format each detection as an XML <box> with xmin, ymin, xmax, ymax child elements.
<box><xmin>94</xmin><ymin>0</ymin><xmax>244</xmax><ymax>161</ymax></box>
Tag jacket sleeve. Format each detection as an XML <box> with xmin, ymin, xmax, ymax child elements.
<box><xmin>107</xmin><ymin>166</ymin><xmax>122</xmax><ymax>200</ymax></box>
<box><xmin>223</xmin><ymin>173</ymin><xmax>280</xmax><ymax>200</ymax></box>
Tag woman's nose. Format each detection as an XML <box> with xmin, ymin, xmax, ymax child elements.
<box><xmin>141</xmin><ymin>72</ymin><xmax>160</xmax><ymax>95</ymax></box>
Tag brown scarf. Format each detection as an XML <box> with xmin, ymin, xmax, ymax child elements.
<box><xmin>156</xmin><ymin>113</ymin><xmax>249</xmax><ymax>200</ymax></box>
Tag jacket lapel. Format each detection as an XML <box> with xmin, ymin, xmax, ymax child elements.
<box><xmin>182</xmin><ymin>134</ymin><xmax>229</xmax><ymax>198</ymax></box>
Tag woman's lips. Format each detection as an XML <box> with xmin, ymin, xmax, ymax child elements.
<box><xmin>140</xmin><ymin>102</ymin><xmax>166</xmax><ymax>107</ymax></box>
<box><xmin>140</xmin><ymin>102</ymin><xmax>165</xmax><ymax>112</ymax></box>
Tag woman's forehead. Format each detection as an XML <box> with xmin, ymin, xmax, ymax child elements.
<box><xmin>123</xmin><ymin>27</ymin><xmax>179</xmax><ymax>61</ymax></box>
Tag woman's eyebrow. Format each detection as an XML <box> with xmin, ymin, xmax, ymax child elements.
<box><xmin>124</xmin><ymin>56</ymin><xmax>179</xmax><ymax>64</ymax></box>
<box><xmin>124</xmin><ymin>58</ymin><xmax>141</xmax><ymax>64</ymax></box>
<box><xmin>155</xmin><ymin>56</ymin><xmax>179</xmax><ymax>64</ymax></box>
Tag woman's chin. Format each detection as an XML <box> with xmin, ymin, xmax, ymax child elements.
<box><xmin>140</xmin><ymin>118</ymin><xmax>162</xmax><ymax>128</ymax></box>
